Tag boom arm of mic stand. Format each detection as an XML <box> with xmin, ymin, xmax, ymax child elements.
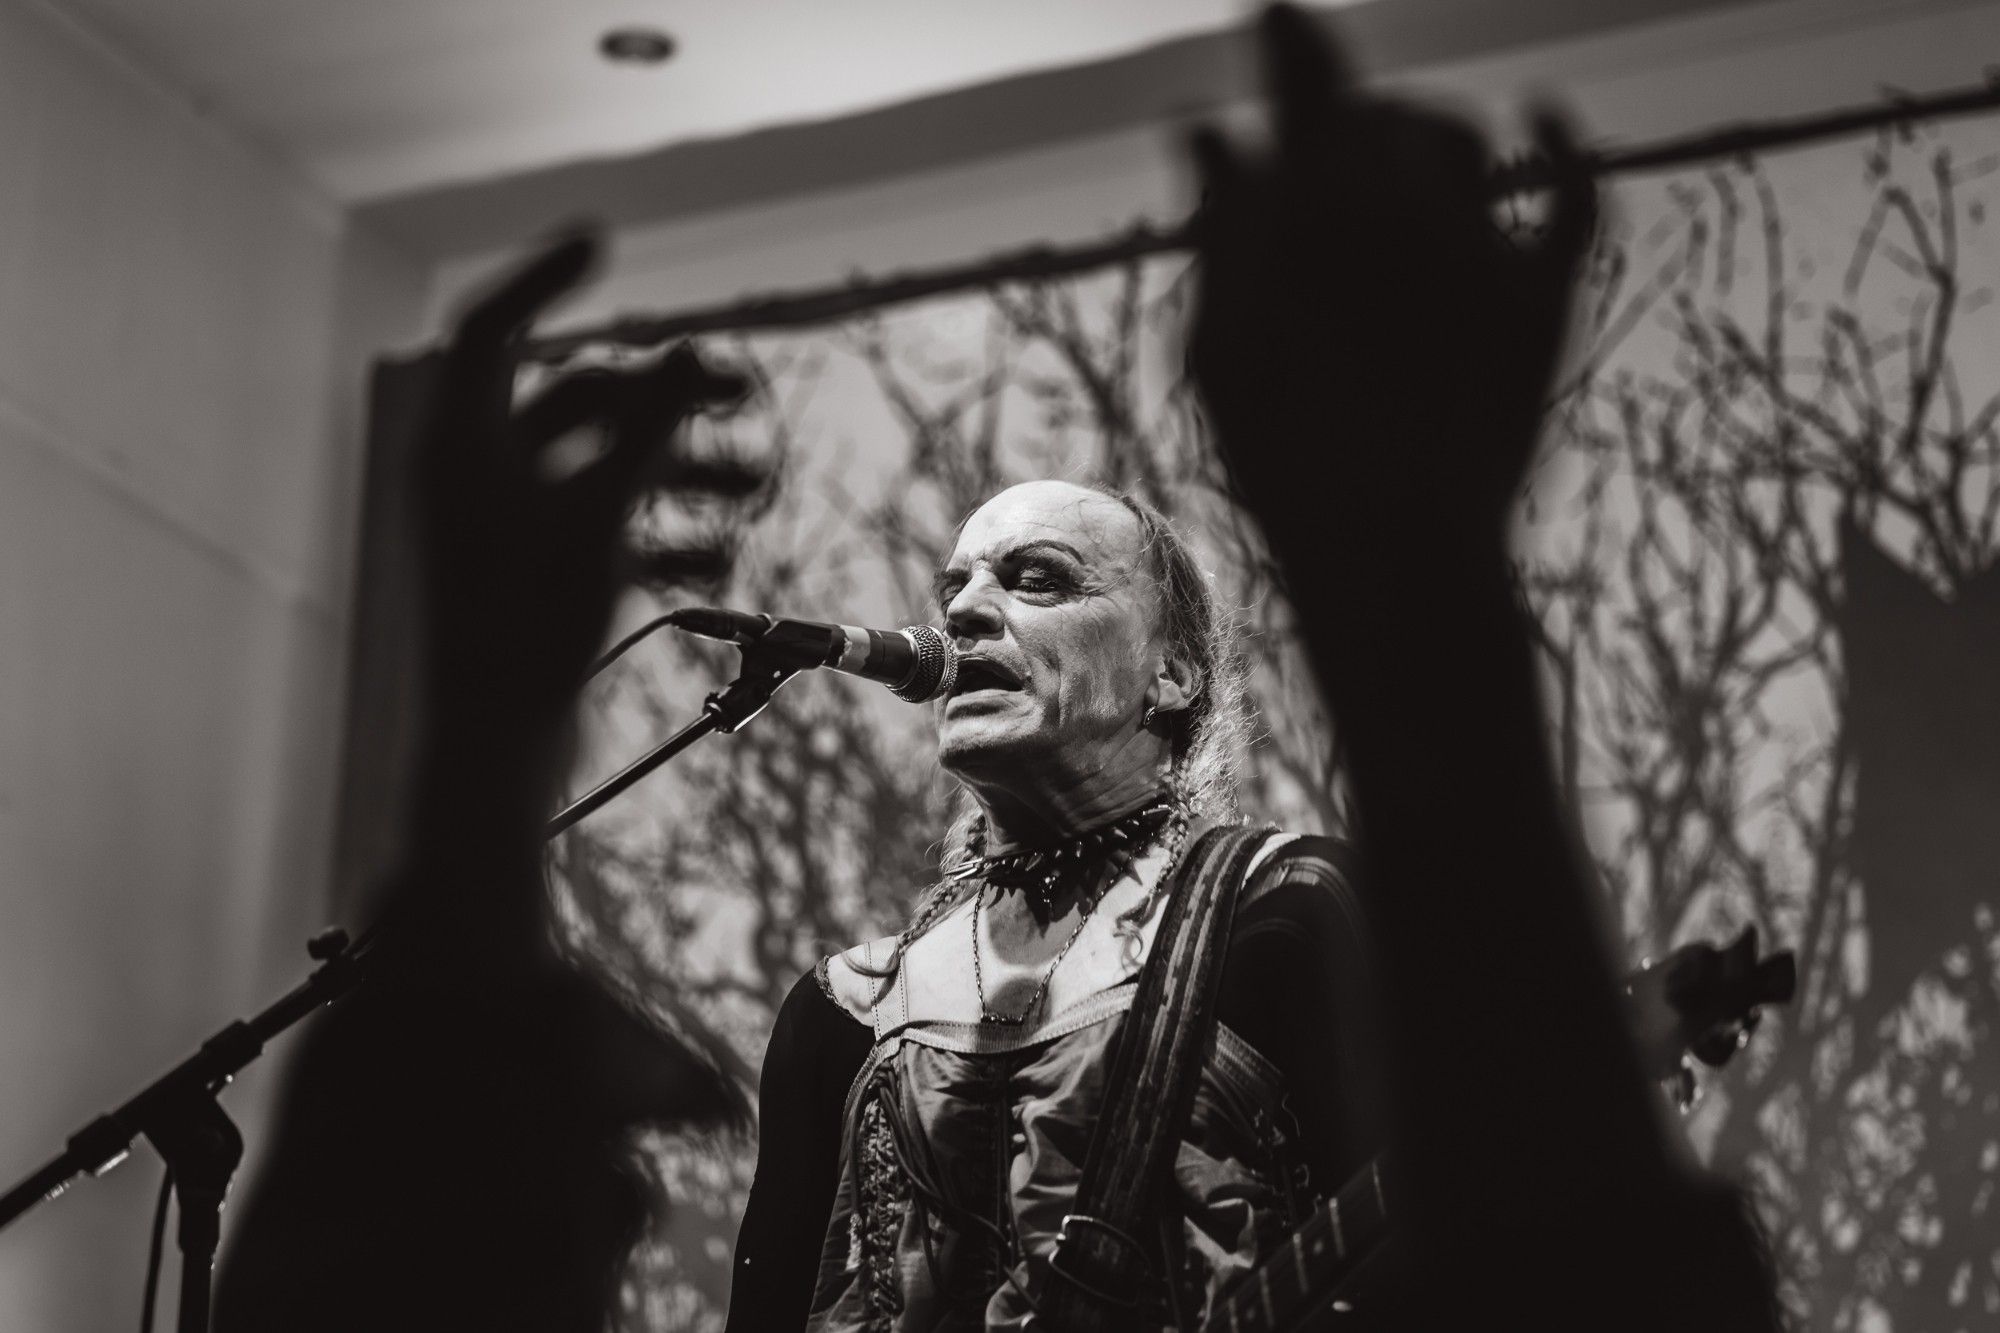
<box><xmin>0</xmin><ymin>928</ymin><xmax>373</xmax><ymax>1231</ymax></box>
<box><xmin>544</xmin><ymin>647</ymin><xmax>799</xmax><ymax>838</ymax></box>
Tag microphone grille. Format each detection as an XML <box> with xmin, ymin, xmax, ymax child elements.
<box><xmin>892</xmin><ymin>626</ymin><xmax>958</xmax><ymax>703</ymax></box>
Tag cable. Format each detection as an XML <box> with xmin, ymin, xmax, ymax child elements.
<box><xmin>583</xmin><ymin>612</ymin><xmax>679</xmax><ymax>683</ymax></box>
<box><xmin>139</xmin><ymin>1168</ymin><xmax>171</xmax><ymax>1333</ymax></box>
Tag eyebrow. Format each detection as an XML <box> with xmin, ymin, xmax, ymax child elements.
<box><xmin>931</xmin><ymin>540</ymin><xmax>1089</xmax><ymax>603</ymax></box>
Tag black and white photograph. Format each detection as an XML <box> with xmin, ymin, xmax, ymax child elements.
<box><xmin>2</xmin><ymin>1</ymin><xmax>1997</xmax><ymax>1329</ymax></box>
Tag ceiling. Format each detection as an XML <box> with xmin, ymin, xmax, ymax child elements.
<box><xmin>47</xmin><ymin>0</ymin><xmax>1973</xmax><ymax>213</ymax></box>
<box><xmin>46</xmin><ymin>0</ymin><xmax>1293</xmax><ymax>203</ymax></box>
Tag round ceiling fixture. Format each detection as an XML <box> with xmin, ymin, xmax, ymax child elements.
<box><xmin>599</xmin><ymin>27</ymin><xmax>676</xmax><ymax>65</ymax></box>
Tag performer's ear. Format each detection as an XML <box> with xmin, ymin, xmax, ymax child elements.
<box><xmin>1149</xmin><ymin>652</ymin><xmax>1199</xmax><ymax>718</ymax></box>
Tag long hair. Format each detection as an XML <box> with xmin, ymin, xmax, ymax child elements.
<box><xmin>861</xmin><ymin>485</ymin><xmax>1254</xmax><ymax>973</ymax></box>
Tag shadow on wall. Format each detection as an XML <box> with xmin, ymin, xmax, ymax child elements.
<box><xmin>322</xmin><ymin>111</ymin><xmax>2000</xmax><ymax>1333</ymax></box>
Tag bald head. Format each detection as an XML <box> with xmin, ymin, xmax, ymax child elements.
<box><xmin>956</xmin><ymin>480</ymin><xmax>1145</xmax><ymax>570</ymax></box>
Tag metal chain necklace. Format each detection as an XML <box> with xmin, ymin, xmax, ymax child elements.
<box><xmin>968</xmin><ymin>802</ymin><xmax>1191</xmax><ymax>1026</ymax></box>
<box><xmin>969</xmin><ymin>877</ymin><xmax>1103</xmax><ymax>1026</ymax></box>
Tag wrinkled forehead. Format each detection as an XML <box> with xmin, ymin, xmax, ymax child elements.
<box><xmin>946</xmin><ymin>482</ymin><xmax>1145</xmax><ymax>571</ymax></box>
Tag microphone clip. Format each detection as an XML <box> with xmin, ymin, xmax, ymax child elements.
<box><xmin>703</xmin><ymin>641</ymin><xmax>804</xmax><ymax>734</ymax></box>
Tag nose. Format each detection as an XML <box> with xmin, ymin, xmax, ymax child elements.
<box><xmin>943</xmin><ymin>570</ymin><xmax>1004</xmax><ymax>646</ymax></box>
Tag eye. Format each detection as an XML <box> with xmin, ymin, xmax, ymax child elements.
<box><xmin>1011</xmin><ymin>560</ymin><xmax>1077</xmax><ymax>596</ymax></box>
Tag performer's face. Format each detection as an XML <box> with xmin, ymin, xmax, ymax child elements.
<box><xmin>933</xmin><ymin>480</ymin><xmax>1170</xmax><ymax>792</ymax></box>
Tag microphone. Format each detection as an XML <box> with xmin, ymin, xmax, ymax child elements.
<box><xmin>666</xmin><ymin>606</ymin><xmax>959</xmax><ymax>703</ymax></box>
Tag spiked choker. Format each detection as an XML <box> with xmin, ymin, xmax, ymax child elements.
<box><xmin>947</xmin><ymin>800</ymin><xmax>1178</xmax><ymax>915</ymax></box>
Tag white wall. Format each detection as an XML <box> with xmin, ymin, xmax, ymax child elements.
<box><xmin>0</xmin><ymin>3</ymin><xmax>426</xmax><ymax>1328</ymax></box>
<box><xmin>428</xmin><ymin>0</ymin><xmax>1996</xmax><ymax>331</ymax></box>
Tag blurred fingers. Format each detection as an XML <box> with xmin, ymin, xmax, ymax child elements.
<box><xmin>428</xmin><ymin>232</ymin><xmax>601</xmax><ymax>482</ymax></box>
<box><xmin>1186</xmin><ymin>124</ymin><xmax>1252</xmax><ymax>318</ymax></box>
<box><xmin>569</xmin><ymin>344</ymin><xmax>761</xmax><ymax>526</ymax></box>
<box><xmin>631</xmin><ymin>343</ymin><xmax>752</xmax><ymax>430</ymax></box>
<box><xmin>1406</xmin><ymin>109</ymin><xmax>1490</xmax><ymax>213</ymax></box>
<box><xmin>1530</xmin><ymin>106</ymin><xmax>1599</xmax><ymax>284</ymax></box>
<box><xmin>452</xmin><ymin>232</ymin><xmax>600</xmax><ymax>358</ymax></box>
<box><xmin>665</xmin><ymin>342</ymin><xmax>753</xmax><ymax>411</ymax></box>
<box><xmin>625</xmin><ymin>541</ymin><xmax>737</xmax><ymax>593</ymax></box>
<box><xmin>1512</xmin><ymin>106</ymin><xmax>1597</xmax><ymax>406</ymax></box>
<box><xmin>1261</xmin><ymin>4</ymin><xmax>1351</xmax><ymax>169</ymax></box>
<box><xmin>663</xmin><ymin>455</ymin><xmax>768</xmax><ymax>501</ymax></box>
<box><xmin>514</xmin><ymin>367</ymin><xmax>622</xmax><ymax>452</ymax></box>
<box><xmin>1187</xmin><ymin>123</ymin><xmax>1246</xmax><ymax>213</ymax></box>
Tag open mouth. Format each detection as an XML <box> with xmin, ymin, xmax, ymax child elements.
<box><xmin>950</xmin><ymin>654</ymin><xmax>1024</xmax><ymax>697</ymax></box>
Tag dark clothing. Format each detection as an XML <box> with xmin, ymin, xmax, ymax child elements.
<box><xmin>725</xmin><ymin>835</ymin><xmax>1374</xmax><ymax>1331</ymax></box>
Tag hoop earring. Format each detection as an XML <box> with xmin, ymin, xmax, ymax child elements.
<box><xmin>1142</xmin><ymin>704</ymin><xmax>1160</xmax><ymax>730</ymax></box>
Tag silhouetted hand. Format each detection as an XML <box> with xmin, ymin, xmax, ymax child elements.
<box><xmin>416</xmin><ymin>233</ymin><xmax>757</xmax><ymax>786</ymax></box>
<box><xmin>1183</xmin><ymin>20</ymin><xmax>1786</xmax><ymax>1330</ymax></box>
<box><xmin>1188</xmin><ymin>4</ymin><xmax>1593</xmax><ymax>580</ymax></box>
<box><xmin>392</xmin><ymin>231</ymin><xmax>766</xmax><ymax>958</ymax></box>
<box><xmin>217</xmin><ymin>233</ymin><xmax>757</xmax><ymax>1333</ymax></box>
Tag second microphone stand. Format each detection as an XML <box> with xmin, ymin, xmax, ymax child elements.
<box><xmin>0</xmin><ymin>642</ymin><xmax>804</xmax><ymax>1333</ymax></box>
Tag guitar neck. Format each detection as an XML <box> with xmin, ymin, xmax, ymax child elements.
<box><xmin>1219</xmin><ymin>1157</ymin><xmax>1391</xmax><ymax>1333</ymax></box>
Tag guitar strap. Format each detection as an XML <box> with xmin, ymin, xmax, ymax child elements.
<box><xmin>1042</xmin><ymin>820</ymin><xmax>1274</xmax><ymax>1331</ymax></box>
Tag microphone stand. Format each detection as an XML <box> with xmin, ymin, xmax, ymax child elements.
<box><xmin>545</xmin><ymin>645</ymin><xmax>796</xmax><ymax>837</ymax></box>
<box><xmin>0</xmin><ymin>644</ymin><xmax>803</xmax><ymax>1332</ymax></box>
<box><xmin>0</xmin><ymin>926</ymin><xmax>367</xmax><ymax>1330</ymax></box>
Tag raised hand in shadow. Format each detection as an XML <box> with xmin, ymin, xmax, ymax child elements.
<box><xmin>216</xmin><ymin>233</ymin><xmax>765</xmax><ymax>1333</ymax></box>
<box><xmin>1189</xmin><ymin>5</ymin><xmax>1591</xmax><ymax>603</ymax></box>
<box><xmin>1187</xmin><ymin>8</ymin><xmax>1779</xmax><ymax>1330</ymax></box>
<box><xmin>409</xmin><ymin>233</ymin><xmax>755</xmax><ymax>928</ymax></box>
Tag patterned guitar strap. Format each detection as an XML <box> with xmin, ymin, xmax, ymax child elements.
<box><xmin>1041</xmin><ymin>821</ymin><xmax>1274</xmax><ymax>1331</ymax></box>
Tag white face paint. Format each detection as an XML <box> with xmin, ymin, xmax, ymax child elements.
<box><xmin>932</xmin><ymin>481</ymin><xmax>1169</xmax><ymax>801</ymax></box>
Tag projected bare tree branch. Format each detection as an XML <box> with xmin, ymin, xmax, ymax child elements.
<box><xmin>549</xmin><ymin>116</ymin><xmax>1997</xmax><ymax>1332</ymax></box>
<box><xmin>1523</xmin><ymin>123</ymin><xmax>2000</xmax><ymax>1331</ymax></box>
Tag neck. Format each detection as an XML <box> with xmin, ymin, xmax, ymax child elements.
<box><xmin>970</xmin><ymin>767</ymin><xmax>1172</xmax><ymax>852</ymax></box>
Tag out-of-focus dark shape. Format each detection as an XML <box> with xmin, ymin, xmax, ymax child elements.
<box><xmin>600</xmin><ymin>27</ymin><xmax>677</xmax><ymax>66</ymax></box>
<box><xmin>214</xmin><ymin>233</ymin><xmax>765</xmax><ymax>1333</ymax></box>
<box><xmin>1187</xmin><ymin>6</ymin><xmax>1779</xmax><ymax>1327</ymax></box>
<box><xmin>1625</xmin><ymin>927</ymin><xmax>1796</xmax><ymax>1113</ymax></box>
<box><xmin>1837</xmin><ymin>517</ymin><xmax>2000</xmax><ymax>1042</ymax></box>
